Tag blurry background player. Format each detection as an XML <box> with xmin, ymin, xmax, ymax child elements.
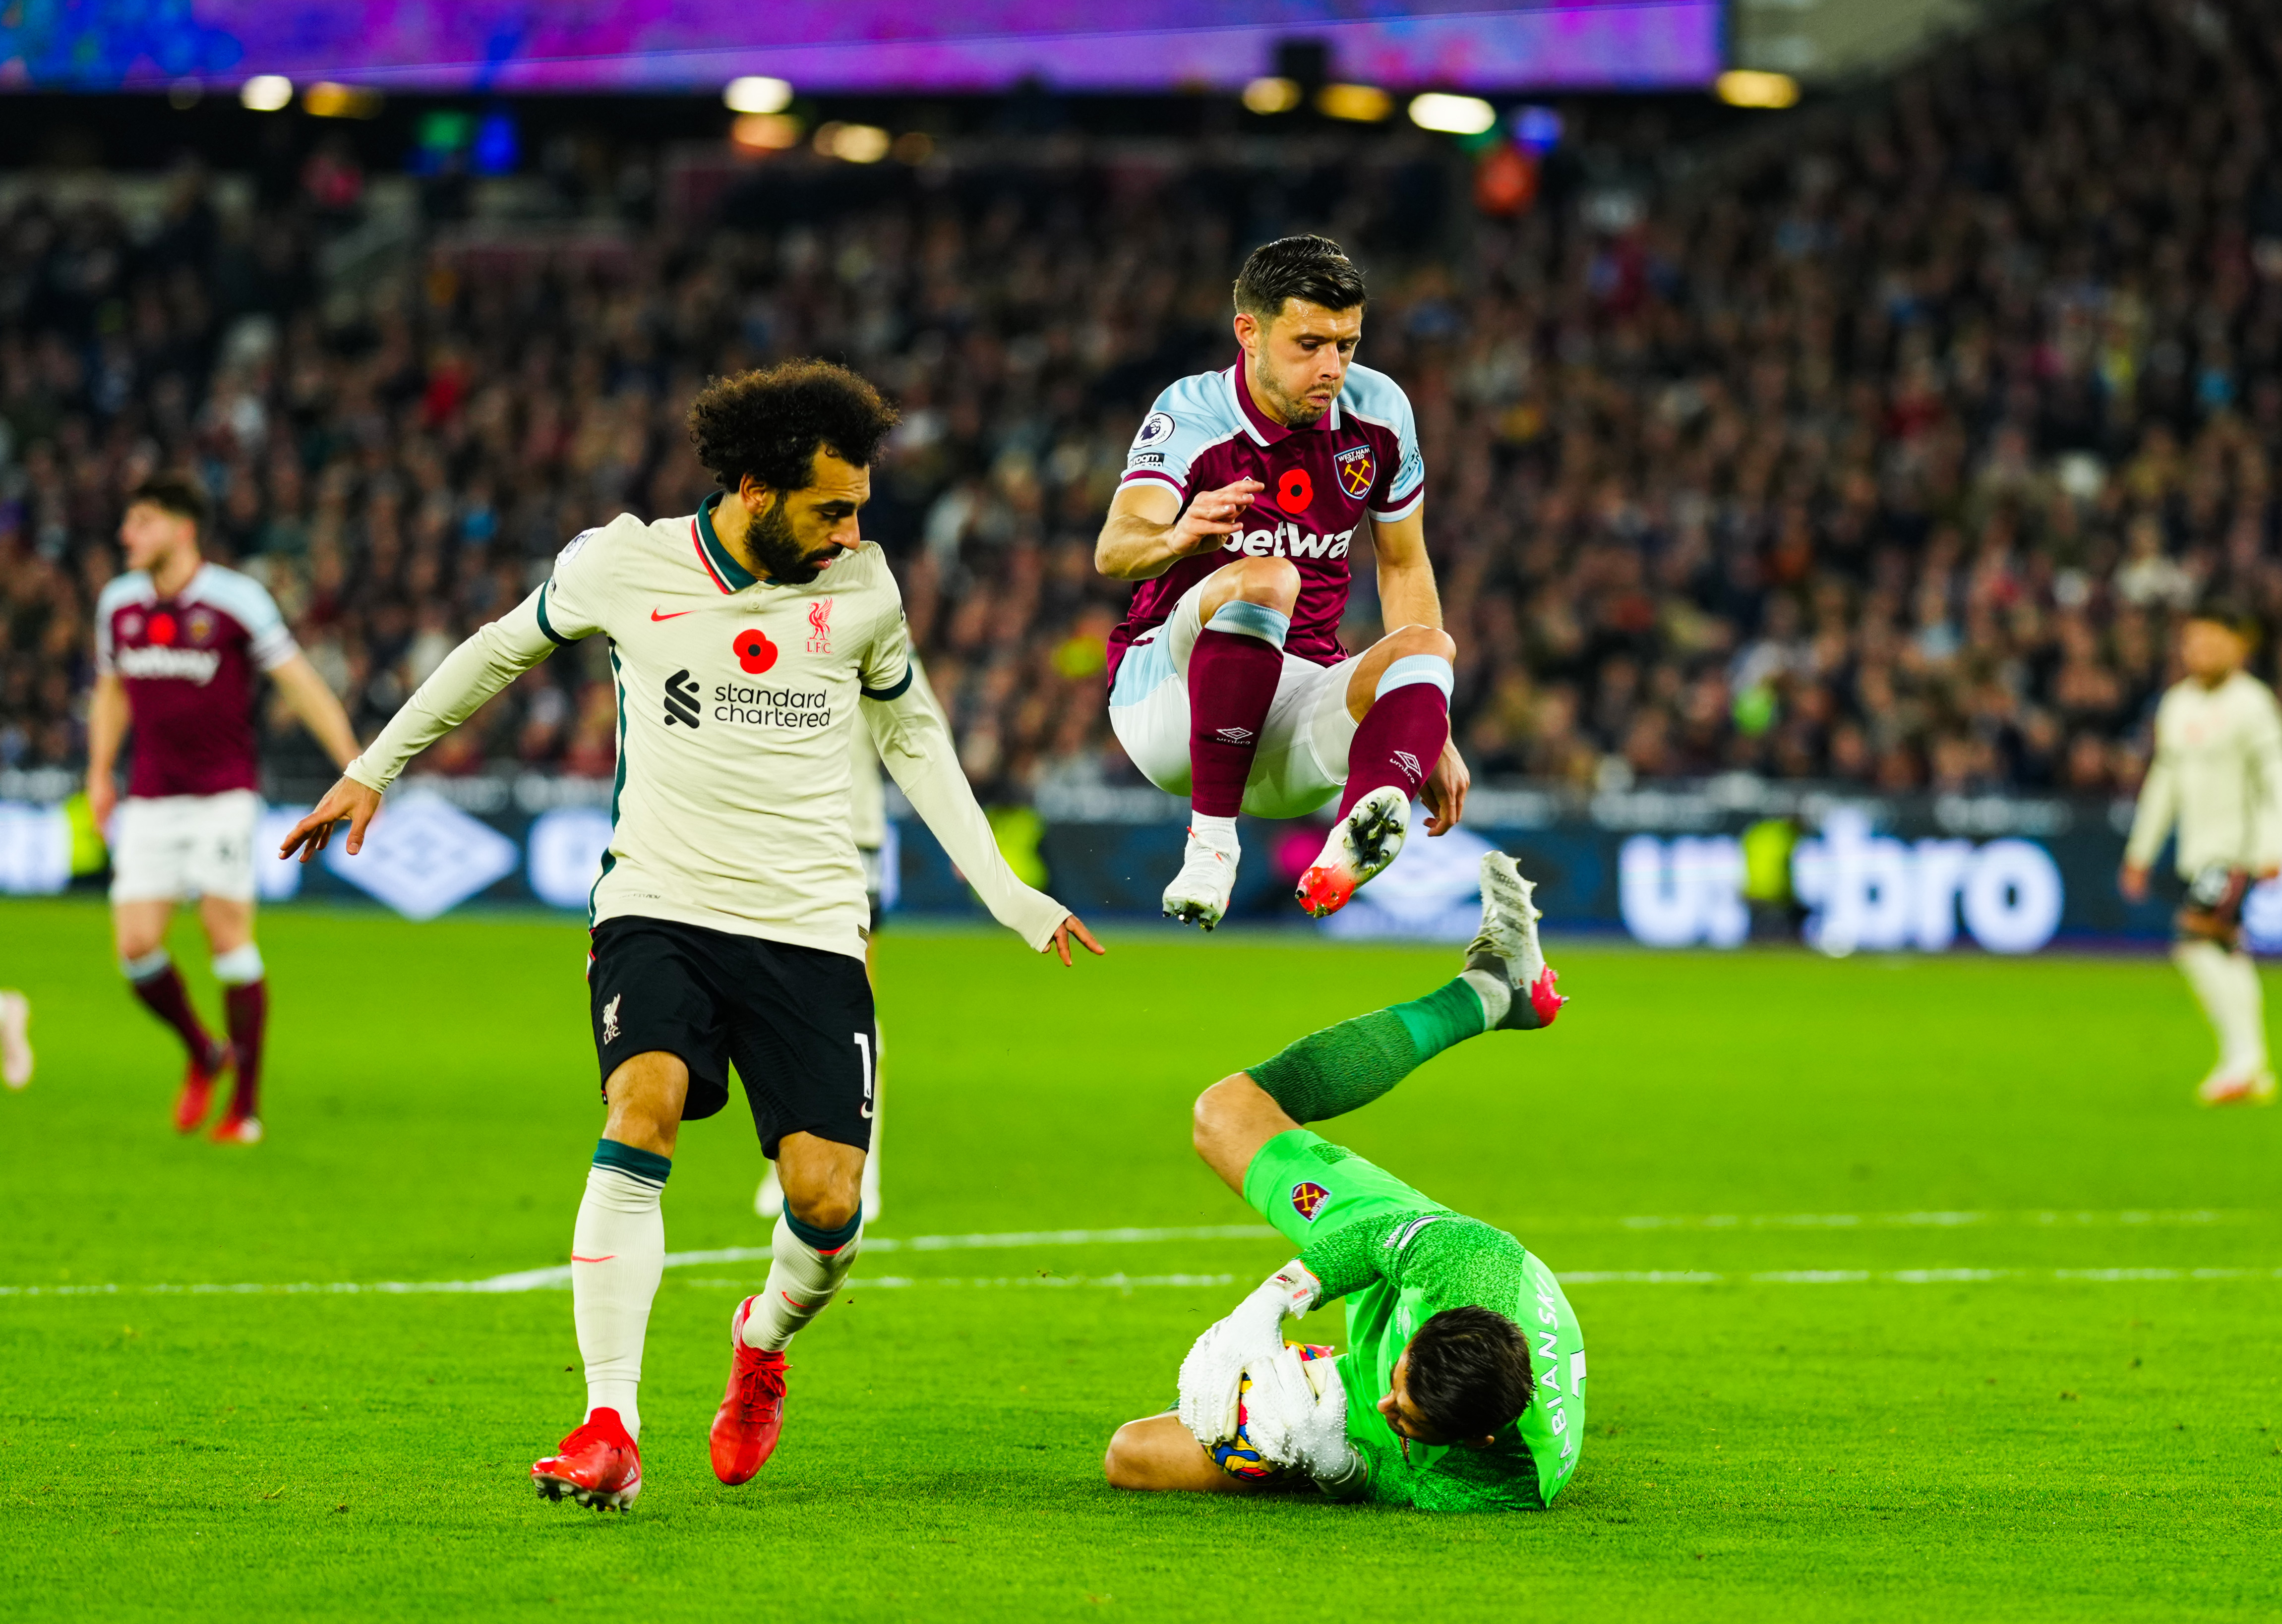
<box><xmin>1094</xmin><ymin>235</ymin><xmax>1469</xmax><ymax>931</ymax></box>
<box><xmin>758</xmin><ymin>710</ymin><xmax>893</xmax><ymax>1223</ymax></box>
<box><xmin>2121</xmin><ymin>597</ymin><xmax>2282</xmax><ymax>1105</ymax></box>
<box><xmin>87</xmin><ymin>475</ymin><xmax>360</xmax><ymax>1143</ymax></box>
<box><xmin>1103</xmin><ymin>852</ymin><xmax>1581</xmax><ymax>1510</ymax></box>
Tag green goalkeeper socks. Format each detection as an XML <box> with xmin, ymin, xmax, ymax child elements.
<box><xmin>1247</xmin><ymin>978</ymin><xmax>1488</xmax><ymax>1124</ymax></box>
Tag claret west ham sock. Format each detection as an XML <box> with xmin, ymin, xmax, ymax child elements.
<box><xmin>1187</xmin><ymin>601</ymin><xmax>1291</xmax><ymax>818</ymax></box>
<box><xmin>1335</xmin><ymin>653</ymin><xmax>1453</xmax><ymax>820</ymax></box>
<box><xmin>212</xmin><ymin>944</ymin><xmax>267</xmax><ymax>1119</ymax></box>
<box><xmin>122</xmin><ymin>948</ymin><xmax>225</xmax><ymax>1070</ymax></box>
<box><xmin>572</xmin><ymin>1140</ymin><xmax>670</xmax><ymax>1440</ymax></box>
<box><xmin>744</xmin><ymin>1205</ymin><xmax>863</xmax><ymax>1353</ymax></box>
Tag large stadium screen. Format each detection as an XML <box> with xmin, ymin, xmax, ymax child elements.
<box><xmin>1</xmin><ymin>1</ymin><xmax>1722</xmax><ymax>94</ymax></box>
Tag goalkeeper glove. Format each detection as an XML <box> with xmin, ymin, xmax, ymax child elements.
<box><xmin>1176</xmin><ymin>1261</ymin><xmax>1321</xmax><ymax>1446</ymax></box>
<box><xmin>1239</xmin><ymin>1343</ymin><xmax>1366</xmax><ymax>1494</ymax></box>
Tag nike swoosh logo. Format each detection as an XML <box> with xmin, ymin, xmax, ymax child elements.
<box><xmin>651</xmin><ymin>608</ymin><xmax>696</xmax><ymax>621</ymax></box>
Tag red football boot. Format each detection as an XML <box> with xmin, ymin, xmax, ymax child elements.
<box><xmin>173</xmin><ymin>1048</ymin><xmax>229</xmax><ymax>1134</ymax></box>
<box><xmin>533</xmin><ymin>1407</ymin><xmax>642</xmax><ymax>1510</ymax></box>
<box><xmin>1295</xmin><ymin>786</ymin><xmax>1410</xmax><ymax>919</ymax></box>
<box><xmin>710</xmin><ymin>1295</ymin><xmax>788</xmax><ymax>1485</ymax></box>
<box><xmin>209</xmin><ymin>1111</ymin><xmax>264</xmax><ymax>1145</ymax></box>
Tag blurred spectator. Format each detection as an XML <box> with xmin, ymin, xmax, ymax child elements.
<box><xmin>8</xmin><ymin>0</ymin><xmax>2282</xmax><ymax>805</ymax></box>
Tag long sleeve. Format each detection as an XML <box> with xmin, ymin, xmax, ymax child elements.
<box><xmin>2248</xmin><ymin>689</ymin><xmax>2282</xmax><ymax>871</ymax></box>
<box><xmin>344</xmin><ymin>588</ymin><xmax>560</xmax><ymax>793</ymax></box>
<box><xmin>2124</xmin><ymin>705</ymin><xmax>2178</xmax><ymax>871</ymax></box>
<box><xmin>861</xmin><ymin>662</ymin><xmax>1070</xmax><ymax>951</ymax></box>
<box><xmin>1297</xmin><ymin>1209</ymin><xmax>1530</xmax><ymax>1313</ymax></box>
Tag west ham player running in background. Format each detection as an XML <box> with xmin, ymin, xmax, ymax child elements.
<box><xmin>1103</xmin><ymin>852</ymin><xmax>1581</xmax><ymax>1508</ymax></box>
<box><xmin>1095</xmin><ymin>235</ymin><xmax>1468</xmax><ymax>929</ymax></box>
<box><xmin>2121</xmin><ymin>597</ymin><xmax>2282</xmax><ymax>1104</ymax></box>
<box><xmin>88</xmin><ymin>475</ymin><xmax>360</xmax><ymax>1143</ymax></box>
<box><xmin>282</xmin><ymin>362</ymin><xmax>1101</xmax><ymax>1511</ymax></box>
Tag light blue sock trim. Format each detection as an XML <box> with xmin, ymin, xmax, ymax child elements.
<box><xmin>1205</xmin><ymin>601</ymin><xmax>1292</xmax><ymax>648</ymax></box>
<box><xmin>121</xmin><ymin>947</ymin><xmax>172</xmax><ymax>981</ymax></box>
<box><xmin>211</xmin><ymin>944</ymin><xmax>265</xmax><ymax>985</ymax></box>
<box><xmin>1375</xmin><ymin>653</ymin><xmax>1454</xmax><ymax>700</ymax></box>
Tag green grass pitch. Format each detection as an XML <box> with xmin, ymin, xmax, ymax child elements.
<box><xmin>2</xmin><ymin>897</ymin><xmax>2279</xmax><ymax>1622</ymax></box>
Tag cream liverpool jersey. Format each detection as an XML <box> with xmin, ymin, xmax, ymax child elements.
<box><xmin>2125</xmin><ymin>670</ymin><xmax>2282</xmax><ymax>878</ymax></box>
<box><xmin>346</xmin><ymin>495</ymin><xmax>1069</xmax><ymax>959</ymax></box>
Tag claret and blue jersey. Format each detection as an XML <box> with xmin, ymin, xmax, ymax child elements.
<box><xmin>1108</xmin><ymin>359</ymin><xmax>1425</xmax><ymax>686</ymax></box>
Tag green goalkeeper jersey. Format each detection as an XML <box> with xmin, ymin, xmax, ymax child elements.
<box><xmin>1246</xmin><ymin>1129</ymin><xmax>1586</xmax><ymax>1511</ymax></box>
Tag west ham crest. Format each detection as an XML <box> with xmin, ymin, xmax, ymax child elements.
<box><xmin>1335</xmin><ymin>445</ymin><xmax>1375</xmax><ymax>499</ymax></box>
<box><xmin>1291</xmin><ymin>1181</ymin><xmax>1330</xmax><ymax>1222</ymax></box>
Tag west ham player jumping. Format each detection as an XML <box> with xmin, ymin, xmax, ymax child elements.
<box><xmin>1103</xmin><ymin>852</ymin><xmax>1582</xmax><ymax>1509</ymax></box>
<box><xmin>88</xmin><ymin>475</ymin><xmax>360</xmax><ymax>1143</ymax></box>
<box><xmin>282</xmin><ymin>362</ymin><xmax>1102</xmax><ymax>1511</ymax></box>
<box><xmin>1095</xmin><ymin>234</ymin><xmax>1468</xmax><ymax>929</ymax></box>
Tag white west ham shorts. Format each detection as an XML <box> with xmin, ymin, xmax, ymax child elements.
<box><xmin>109</xmin><ymin>790</ymin><xmax>262</xmax><ymax>904</ymax></box>
<box><xmin>1108</xmin><ymin>578</ymin><xmax>1358</xmax><ymax>819</ymax></box>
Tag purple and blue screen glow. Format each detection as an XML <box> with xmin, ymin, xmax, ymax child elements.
<box><xmin>0</xmin><ymin>2</ymin><xmax>1721</xmax><ymax>93</ymax></box>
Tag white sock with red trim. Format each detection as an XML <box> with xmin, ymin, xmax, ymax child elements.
<box><xmin>742</xmin><ymin>1211</ymin><xmax>863</xmax><ymax>1353</ymax></box>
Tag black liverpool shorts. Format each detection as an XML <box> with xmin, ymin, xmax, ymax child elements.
<box><xmin>2177</xmin><ymin>863</ymin><xmax>2253</xmax><ymax>947</ymax></box>
<box><xmin>587</xmin><ymin>916</ymin><xmax>876</xmax><ymax>1158</ymax></box>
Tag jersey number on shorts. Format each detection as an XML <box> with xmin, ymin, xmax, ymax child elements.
<box><xmin>855</xmin><ymin>1032</ymin><xmax>875</xmax><ymax>1120</ymax></box>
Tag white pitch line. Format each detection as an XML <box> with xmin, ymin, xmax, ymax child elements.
<box><xmin>1602</xmin><ymin>1209</ymin><xmax>2242</xmax><ymax>1232</ymax></box>
<box><xmin>6</xmin><ymin>1260</ymin><xmax>2280</xmax><ymax>1300</ymax></box>
<box><xmin>1</xmin><ymin>1214</ymin><xmax>2271</xmax><ymax>1300</ymax></box>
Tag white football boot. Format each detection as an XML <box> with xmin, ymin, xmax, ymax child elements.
<box><xmin>1295</xmin><ymin>786</ymin><xmax>1409</xmax><ymax>919</ymax></box>
<box><xmin>1463</xmin><ymin>851</ymin><xmax>1567</xmax><ymax>1030</ymax></box>
<box><xmin>0</xmin><ymin>990</ymin><xmax>30</xmax><ymax>1090</ymax></box>
<box><xmin>1163</xmin><ymin>823</ymin><xmax>1240</xmax><ymax>930</ymax></box>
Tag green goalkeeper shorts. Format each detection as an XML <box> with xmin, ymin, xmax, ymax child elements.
<box><xmin>1243</xmin><ymin>1127</ymin><xmax>1441</xmax><ymax>1248</ymax></box>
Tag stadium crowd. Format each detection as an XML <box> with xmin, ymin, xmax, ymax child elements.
<box><xmin>6</xmin><ymin>0</ymin><xmax>2282</xmax><ymax>802</ymax></box>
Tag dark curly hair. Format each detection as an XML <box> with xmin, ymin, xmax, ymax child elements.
<box><xmin>685</xmin><ymin>359</ymin><xmax>901</xmax><ymax>494</ymax></box>
<box><xmin>1402</xmin><ymin>1305</ymin><xmax>1536</xmax><ymax>1443</ymax></box>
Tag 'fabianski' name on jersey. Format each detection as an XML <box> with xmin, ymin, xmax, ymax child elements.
<box><xmin>346</xmin><ymin>493</ymin><xmax>1070</xmax><ymax>961</ymax></box>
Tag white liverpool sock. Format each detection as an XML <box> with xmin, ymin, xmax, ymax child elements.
<box><xmin>2221</xmin><ymin>949</ymin><xmax>2271</xmax><ymax>1073</ymax></box>
<box><xmin>742</xmin><ymin>1211</ymin><xmax>863</xmax><ymax>1353</ymax></box>
<box><xmin>571</xmin><ymin>1143</ymin><xmax>670</xmax><ymax>1440</ymax></box>
<box><xmin>2174</xmin><ymin>941</ymin><xmax>2266</xmax><ymax>1077</ymax></box>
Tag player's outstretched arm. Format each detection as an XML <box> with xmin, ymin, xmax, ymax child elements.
<box><xmin>1093</xmin><ymin>478</ymin><xmax>1263</xmax><ymax>581</ymax></box>
<box><xmin>862</xmin><ymin>675</ymin><xmax>1104</xmax><ymax>966</ymax></box>
<box><xmin>2120</xmin><ymin>728</ymin><xmax>2178</xmax><ymax>900</ymax></box>
<box><xmin>267</xmin><ymin>652</ymin><xmax>361</xmax><ymax>771</ymax></box>
<box><xmin>278</xmin><ymin>589</ymin><xmax>563</xmax><ymax>863</ymax></box>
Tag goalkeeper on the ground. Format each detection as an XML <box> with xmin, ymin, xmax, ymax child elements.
<box><xmin>1103</xmin><ymin>852</ymin><xmax>1584</xmax><ymax>1511</ymax></box>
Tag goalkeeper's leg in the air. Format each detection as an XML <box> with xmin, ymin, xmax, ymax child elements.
<box><xmin>1103</xmin><ymin>851</ymin><xmax>1563</xmax><ymax>1491</ymax></box>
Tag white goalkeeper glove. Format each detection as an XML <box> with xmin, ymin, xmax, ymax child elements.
<box><xmin>1239</xmin><ymin>1344</ymin><xmax>1364</xmax><ymax>1491</ymax></box>
<box><xmin>1175</xmin><ymin>1261</ymin><xmax>1321</xmax><ymax>1446</ymax></box>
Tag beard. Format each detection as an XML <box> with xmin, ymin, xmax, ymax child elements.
<box><xmin>1257</xmin><ymin>370</ymin><xmax>1329</xmax><ymax>426</ymax></box>
<box><xmin>745</xmin><ymin>496</ymin><xmax>831</xmax><ymax>585</ymax></box>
